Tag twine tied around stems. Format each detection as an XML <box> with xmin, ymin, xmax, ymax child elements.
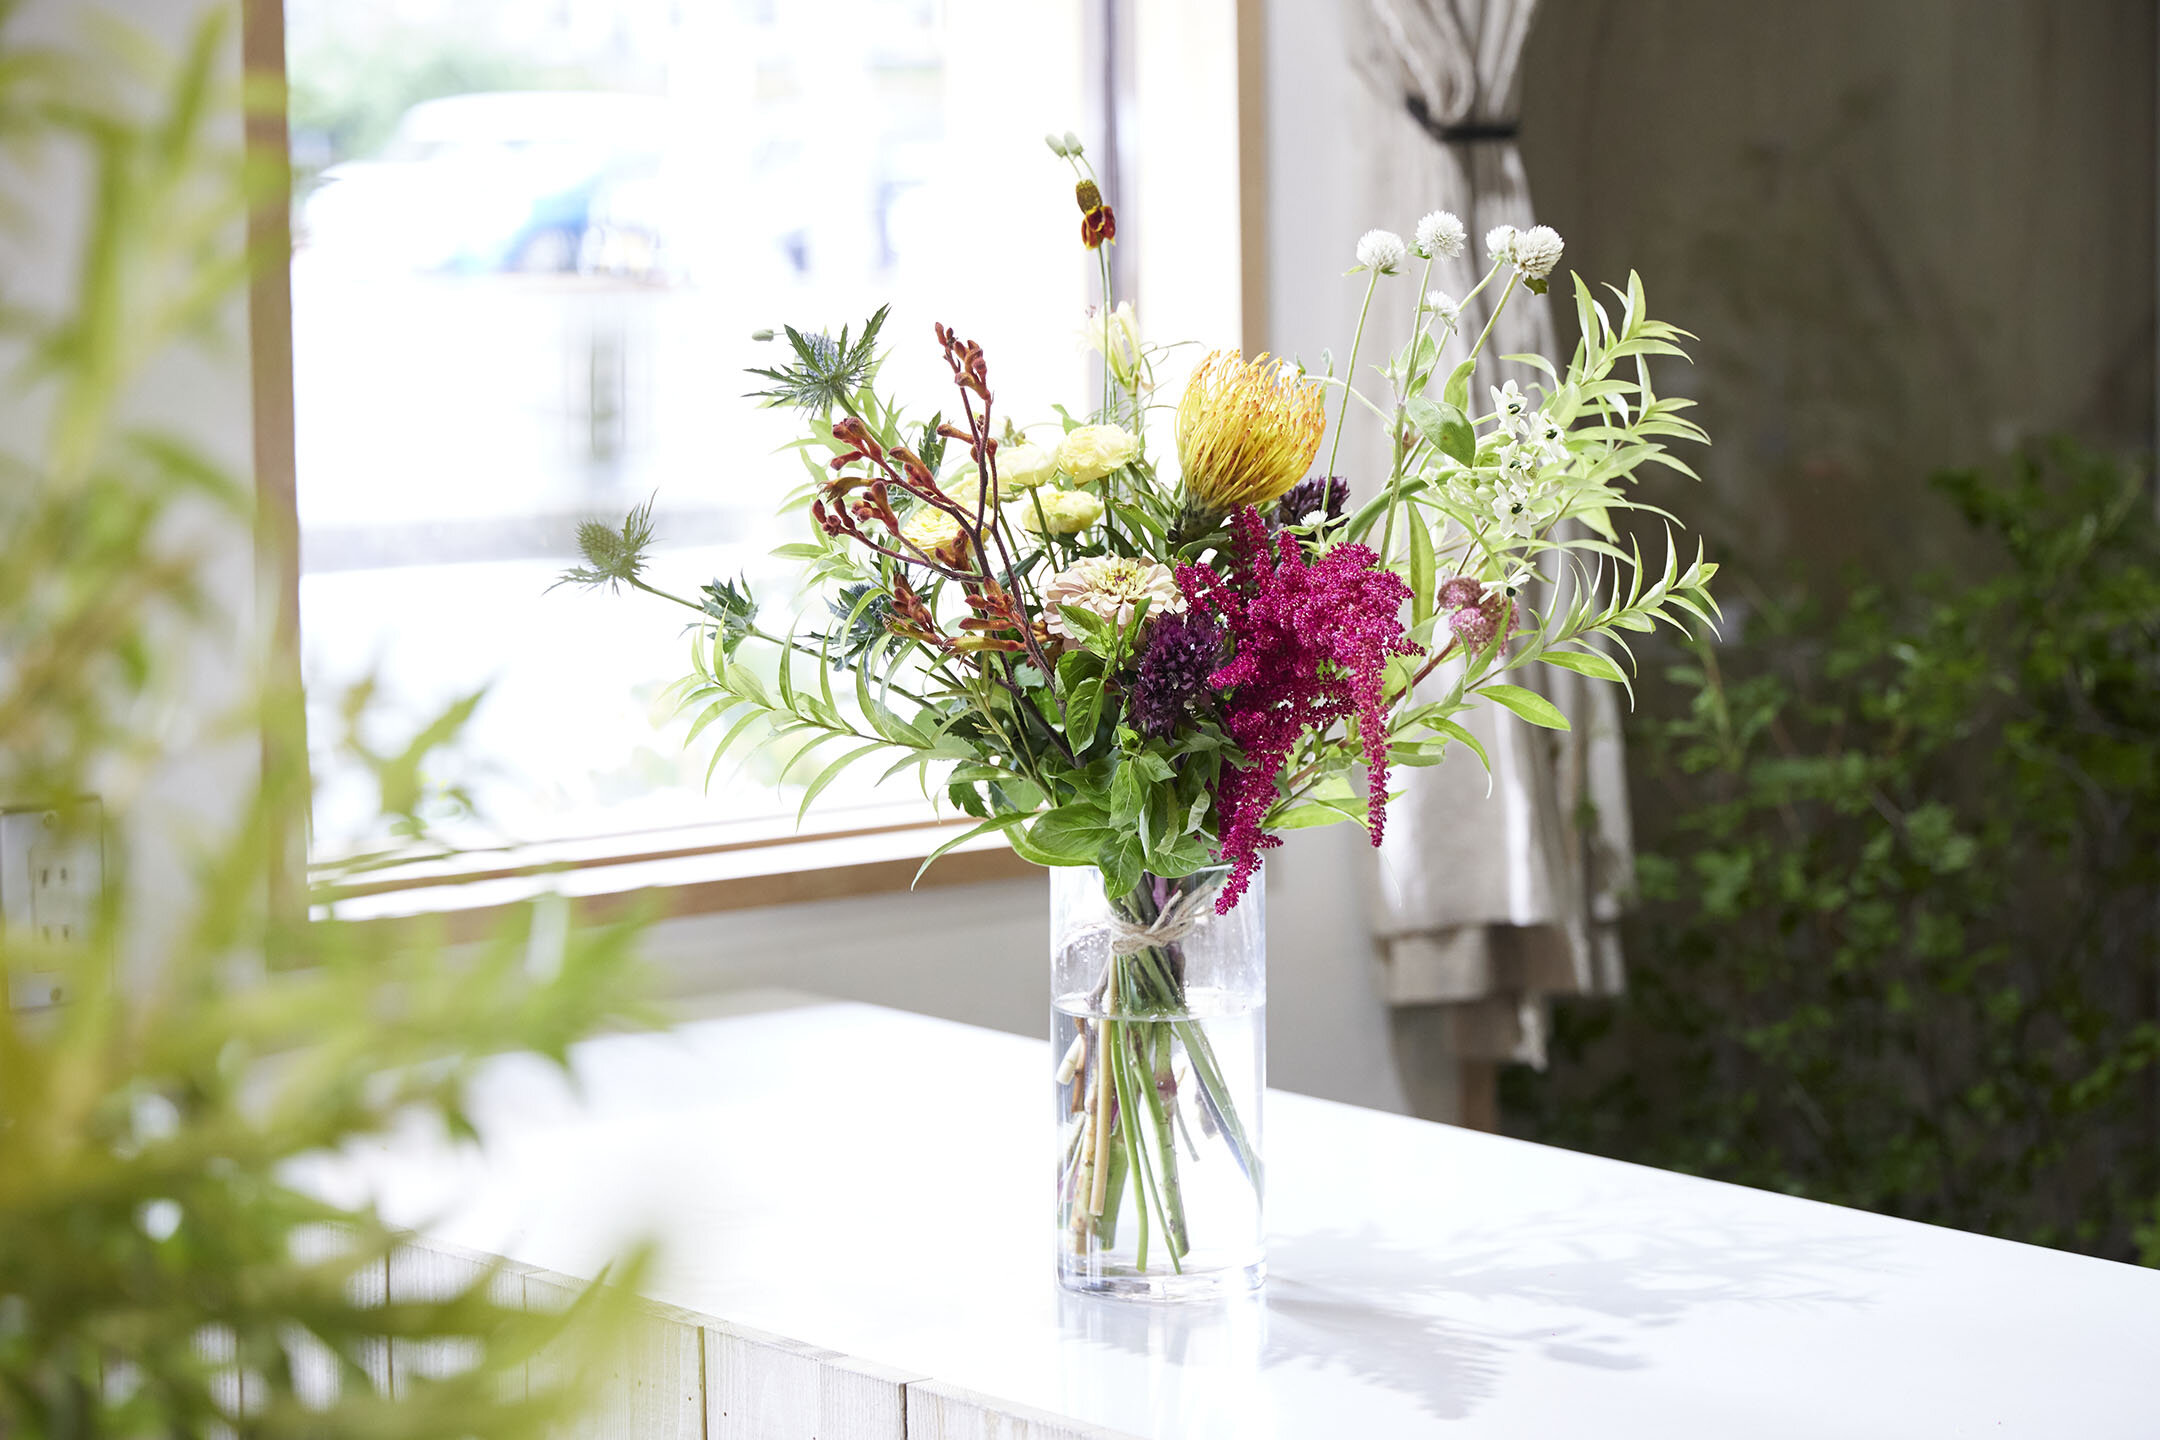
<box><xmin>1089</xmin><ymin>873</ymin><xmax>1227</xmax><ymax>957</ymax></box>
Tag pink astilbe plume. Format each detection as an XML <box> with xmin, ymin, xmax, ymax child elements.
<box><xmin>1178</xmin><ymin>506</ymin><xmax>1419</xmax><ymax>911</ymax></box>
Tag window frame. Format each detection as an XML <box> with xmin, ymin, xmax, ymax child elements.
<box><xmin>244</xmin><ymin>0</ymin><xmax>1268</xmax><ymax>922</ymax></box>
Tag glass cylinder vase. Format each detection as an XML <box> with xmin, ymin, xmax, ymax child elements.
<box><xmin>1051</xmin><ymin>865</ymin><xmax>1265</xmax><ymax>1300</ymax></box>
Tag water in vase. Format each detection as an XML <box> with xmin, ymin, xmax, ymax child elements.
<box><xmin>1053</xmin><ymin>986</ymin><xmax>1265</xmax><ymax>1299</ymax></box>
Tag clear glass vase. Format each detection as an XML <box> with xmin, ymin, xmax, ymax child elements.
<box><xmin>1051</xmin><ymin>865</ymin><xmax>1265</xmax><ymax>1300</ymax></box>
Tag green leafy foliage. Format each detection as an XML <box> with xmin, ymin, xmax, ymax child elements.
<box><xmin>1</xmin><ymin>10</ymin><xmax>649</xmax><ymax>1432</ymax></box>
<box><xmin>1505</xmin><ymin>442</ymin><xmax>2160</xmax><ymax>1264</ymax></box>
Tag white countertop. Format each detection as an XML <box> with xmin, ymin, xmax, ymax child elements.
<box><xmin>310</xmin><ymin>991</ymin><xmax>2160</xmax><ymax>1436</ymax></box>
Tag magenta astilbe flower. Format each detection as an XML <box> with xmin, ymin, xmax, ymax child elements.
<box><xmin>1178</xmin><ymin>506</ymin><xmax>1419</xmax><ymax>911</ymax></box>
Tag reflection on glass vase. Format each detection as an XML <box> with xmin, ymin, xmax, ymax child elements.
<box><xmin>1052</xmin><ymin>864</ymin><xmax>1265</xmax><ymax>1300</ymax></box>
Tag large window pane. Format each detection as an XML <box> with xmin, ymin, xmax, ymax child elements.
<box><xmin>289</xmin><ymin>0</ymin><xmax>1088</xmax><ymax>860</ymax></box>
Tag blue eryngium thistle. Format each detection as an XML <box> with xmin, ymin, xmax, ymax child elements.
<box><xmin>819</xmin><ymin>582</ymin><xmax>899</xmax><ymax>671</ymax></box>
<box><xmin>745</xmin><ymin>305</ymin><xmax>890</xmax><ymax>414</ymax></box>
<box><xmin>557</xmin><ymin>495</ymin><xmax>658</xmax><ymax>593</ymax></box>
<box><xmin>701</xmin><ymin>575</ymin><xmax>757</xmax><ymax>658</ymax></box>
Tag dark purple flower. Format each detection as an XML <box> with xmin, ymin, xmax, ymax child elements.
<box><xmin>1273</xmin><ymin>475</ymin><xmax>1349</xmax><ymax>528</ymax></box>
<box><xmin>1125</xmin><ymin>610</ymin><xmax>1224</xmax><ymax>738</ymax></box>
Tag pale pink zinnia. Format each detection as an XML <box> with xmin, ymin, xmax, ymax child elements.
<box><xmin>1042</xmin><ymin>556</ymin><xmax>1181</xmax><ymax>640</ymax></box>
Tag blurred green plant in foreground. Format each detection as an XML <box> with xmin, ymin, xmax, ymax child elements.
<box><xmin>1507</xmin><ymin>440</ymin><xmax>2160</xmax><ymax>1266</ymax></box>
<box><xmin>1</xmin><ymin>7</ymin><xmax>651</xmax><ymax>1434</ymax></box>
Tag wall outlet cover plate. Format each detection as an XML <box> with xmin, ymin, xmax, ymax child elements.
<box><xmin>1</xmin><ymin>797</ymin><xmax>104</xmax><ymax>1010</ymax></box>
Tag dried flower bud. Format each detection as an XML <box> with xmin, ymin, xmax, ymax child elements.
<box><xmin>750</xmin><ymin>328</ymin><xmax>775</xmax><ymax>342</ymax></box>
<box><xmin>1062</xmin><ymin>130</ymin><xmax>1083</xmax><ymax>156</ymax></box>
<box><xmin>1080</xmin><ymin>204</ymin><xmax>1117</xmax><ymax>250</ymax></box>
<box><xmin>1044</xmin><ymin>131</ymin><xmax>1067</xmax><ymax>156</ymax></box>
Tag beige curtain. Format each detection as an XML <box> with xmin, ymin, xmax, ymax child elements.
<box><xmin>1346</xmin><ymin>0</ymin><xmax>1632</xmax><ymax>1101</ymax></box>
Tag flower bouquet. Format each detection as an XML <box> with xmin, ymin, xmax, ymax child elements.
<box><xmin>565</xmin><ymin>134</ymin><xmax>1716</xmax><ymax>1298</ymax></box>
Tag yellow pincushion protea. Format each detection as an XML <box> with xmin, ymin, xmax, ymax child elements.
<box><xmin>1174</xmin><ymin>350</ymin><xmax>1327</xmax><ymax>521</ymax></box>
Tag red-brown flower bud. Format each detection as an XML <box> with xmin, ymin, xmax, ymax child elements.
<box><xmin>1081</xmin><ymin>205</ymin><xmax>1117</xmax><ymax>250</ymax></box>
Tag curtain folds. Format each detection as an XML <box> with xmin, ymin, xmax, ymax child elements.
<box><xmin>1346</xmin><ymin>0</ymin><xmax>1632</xmax><ymax>1085</ymax></box>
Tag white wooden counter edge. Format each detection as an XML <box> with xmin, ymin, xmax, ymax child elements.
<box><xmin>387</xmin><ymin>1233</ymin><xmax>1141</xmax><ymax>1440</ymax></box>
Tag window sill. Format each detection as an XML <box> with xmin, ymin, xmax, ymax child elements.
<box><xmin>317</xmin><ymin>810</ymin><xmax>1037</xmax><ymax>940</ymax></box>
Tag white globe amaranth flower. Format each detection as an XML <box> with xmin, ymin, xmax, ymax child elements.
<box><xmin>995</xmin><ymin>440</ymin><xmax>1059</xmax><ymax>490</ymax></box>
<box><xmin>1425</xmin><ymin>290</ymin><xmax>1461</xmax><ymax>325</ymax></box>
<box><xmin>1019</xmin><ymin>487</ymin><xmax>1105</xmax><ymax>536</ymax></box>
<box><xmin>1041</xmin><ymin>555</ymin><xmax>1181</xmax><ymax>639</ymax></box>
<box><xmin>1055</xmin><ymin>423</ymin><xmax>1142</xmax><ymax>484</ymax></box>
<box><xmin>1355</xmin><ymin>228</ymin><xmax>1407</xmax><ymax>275</ymax></box>
<box><xmin>1510</xmin><ymin>224</ymin><xmax>1565</xmax><ymax>280</ymax></box>
<box><xmin>1484</xmin><ymin>224</ymin><xmax>1518</xmax><ymax>265</ymax></box>
<box><xmin>1414</xmin><ymin>210</ymin><xmax>1466</xmax><ymax>260</ymax></box>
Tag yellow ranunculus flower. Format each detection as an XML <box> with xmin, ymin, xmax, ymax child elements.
<box><xmin>995</xmin><ymin>441</ymin><xmax>1058</xmax><ymax>490</ymax></box>
<box><xmin>899</xmin><ymin>474</ymin><xmax>986</xmax><ymax>559</ymax></box>
<box><xmin>1175</xmin><ymin>350</ymin><xmax>1327</xmax><ymax>514</ymax></box>
<box><xmin>1018</xmin><ymin>487</ymin><xmax>1105</xmax><ymax>535</ymax></box>
<box><xmin>899</xmin><ymin>503</ymin><xmax>964</xmax><ymax>556</ymax></box>
<box><xmin>938</xmin><ymin>466</ymin><xmax>995</xmax><ymax>505</ymax></box>
<box><xmin>1055</xmin><ymin>424</ymin><xmax>1141</xmax><ymax>485</ymax></box>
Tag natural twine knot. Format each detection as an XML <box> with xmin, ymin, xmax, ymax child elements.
<box><xmin>1095</xmin><ymin>873</ymin><xmax>1226</xmax><ymax>957</ymax></box>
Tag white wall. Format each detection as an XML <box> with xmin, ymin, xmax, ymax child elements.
<box><xmin>0</xmin><ymin>0</ymin><xmax>262</xmax><ymax>985</ymax></box>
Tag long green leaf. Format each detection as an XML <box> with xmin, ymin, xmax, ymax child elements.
<box><xmin>795</xmin><ymin>741</ymin><xmax>889</xmax><ymax>825</ymax></box>
<box><xmin>1407</xmin><ymin>508</ymin><xmax>1436</xmax><ymax>629</ymax></box>
<box><xmin>911</xmin><ymin>812</ymin><xmax>1032</xmax><ymax>888</ymax></box>
<box><xmin>1539</xmin><ymin>647</ymin><xmax>1627</xmax><ymax>685</ymax></box>
<box><xmin>1479</xmin><ymin>682</ymin><xmax>1571</xmax><ymax>731</ymax></box>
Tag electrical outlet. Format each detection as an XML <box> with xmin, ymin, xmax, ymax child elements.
<box><xmin>2</xmin><ymin>798</ymin><xmax>103</xmax><ymax>1010</ymax></box>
